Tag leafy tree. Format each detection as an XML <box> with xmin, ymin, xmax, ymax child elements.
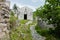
<box><xmin>13</xmin><ymin>4</ymin><xmax>17</xmax><ymax>11</ymax></box>
<box><xmin>13</xmin><ymin>4</ymin><xmax>19</xmax><ymax>18</ymax></box>
<box><xmin>35</xmin><ymin>0</ymin><xmax>60</xmax><ymax>38</ymax></box>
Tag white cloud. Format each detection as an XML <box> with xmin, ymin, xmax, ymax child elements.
<box><xmin>16</xmin><ymin>3</ymin><xmax>36</xmax><ymax>11</ymax></box>
<box><xmin>31</xmin><ymin>0</ymin><xmax>39</xmax><ymax>2</ymax></box>
<box><xmin>10</xmin><ymin>3</ymin><xmax>36</xmax><ymax>11</ymax></box>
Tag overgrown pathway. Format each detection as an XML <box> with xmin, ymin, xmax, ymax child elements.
<box><xmin>10</xmin><ymin>20</ymin><xmax>45</xmax><ymax>40</ymax></box>
<box><xmin>30</xmin><ymin>25</ymin><xmax>45</xmax><ymax>40</ymax></box>
<box><xmin>25</xmin><ymin>21</ymin><xmax>45</xmax><ymax>40</ymax></box>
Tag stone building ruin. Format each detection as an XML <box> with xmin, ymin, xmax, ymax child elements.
<box><xmin>17</xmin><ymin>7</ymin><xmax>33</xmax><ymax>20</ymax></box>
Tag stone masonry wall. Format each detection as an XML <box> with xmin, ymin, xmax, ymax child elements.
<box><xmin>0</xmin><ymin>0</ymin><xmax>10</xmax><ymax>40</ymax></box>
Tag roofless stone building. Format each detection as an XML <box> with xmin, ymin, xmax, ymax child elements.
<box><xmin>0</xmin><ymin>0</ymin><xmax>10</xmax><ymax>40</ymax></box>
<box><xmin>17</xmin><ymin>7</ymin><xmax>33</xmax><ymax>20</ymax></box>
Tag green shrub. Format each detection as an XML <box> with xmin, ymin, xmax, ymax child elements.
<box><xmin>35</xmin><ymin>25</ymin><xmax>49</xmax><ymax>36</ymax></box>
<box><xmin>46</xmin><ymin>35</ymin><xmax>56</xmax><ymax>40</ymax></box>
<box><xmin>9</xmin><ymin>11</ymin><xmax>17</xmax><ymax>29</ymax></box>
<box><xmin>35</xmin><ymin>25</ymin><xmax>56</xmax><ymax>40</ymax></box>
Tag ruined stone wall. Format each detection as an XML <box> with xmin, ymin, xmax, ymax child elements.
<box><xmin>0</xmin><ymin>0</ymin><xmax>10</xmax><ymax>40</ymax></box>
<box><xmin>37</xmin><ymin>18</ymin><xmax>54</xmax><ymax>30</ymax></box>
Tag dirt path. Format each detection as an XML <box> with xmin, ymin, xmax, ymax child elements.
<box><xmin>30</xmin><ymin>25</ymin><xmax>45</xmax><ymax>40</ymax></box>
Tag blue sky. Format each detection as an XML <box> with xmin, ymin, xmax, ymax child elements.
<box><xmin>10</xmin><ymin>0</ymin><xmax>45</xmax><ymax>10</ymax></box>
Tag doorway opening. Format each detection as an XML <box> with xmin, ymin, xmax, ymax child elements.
<box><xmin>24</xmin><ymin>14</ymin><xmax>27</xmax><ymax>20</ymax></box>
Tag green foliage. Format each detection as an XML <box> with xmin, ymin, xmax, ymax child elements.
<box><xmin>35</xmin><ymin>25</ymin><xmax>59</xmax><ymax>40</ymax></box>
<box><xmin>10</xmin><ymin>22</ymin><xmax>33</xmax><ymax>40</ymax></box>
<box><xmin>33</xmin><ymin>12</ymin><xmax>36</xmax><ymax>19</ymax></box>
<box><xmin>9</xmin><ymin>11</ymin><xmax>17</xmax><ymax>29</ymax></box>
<box><xmin>20</xmin><ymin>20</ymin><xmax>29</xmax><ymax>24</ymax></box>
<box><xmin>45</xmin><ymin>35</ymin><xmax>57</xmax><ymax>40</ymax></box>
<box><xmin>35</xmin><ymin>25</ymin><xmax>49</xmax><ymax>37</ymax></box>
<box><xmin>34</xmin><ymin>7</ymin><xmax>47</xmax><ymax>19</ymax></box>
<box><xmin>34</xmin><ymin>0</ymin><xmax>60</xmax><ymax>38</ymax></box>
<box><xmin>10</xmin><ymin>30</ymin><xmax>18</xmax><ymax>40</ymax></box>
<box><xmin>13</xmin><ymin>4</ymin><xmax>17</xmax><ymax>10</ymax></box>
<box><xmin>10</xmin><ymin>29</ymin><xmax>24</xmax><ymax>40</ymax></box>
